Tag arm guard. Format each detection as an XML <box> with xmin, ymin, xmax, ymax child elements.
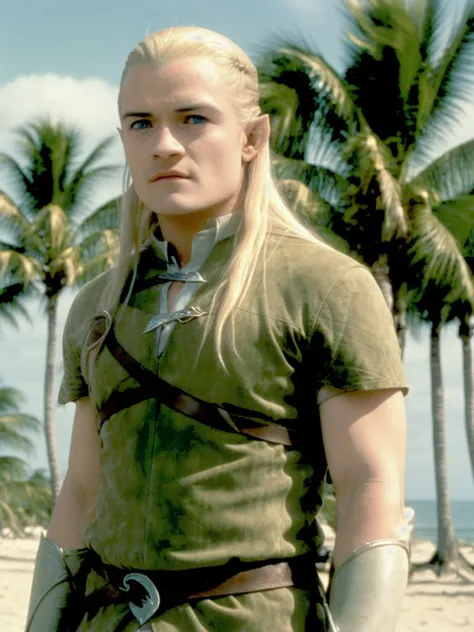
<box><xmin>329</xmin><ymin>539</ymin><xmax>409</xmax><ymax>632</ymax></box>
<box><xmin>25</xmin><ymin>534</ymin><xmax>89</xmax><ymax>632</ymax></box>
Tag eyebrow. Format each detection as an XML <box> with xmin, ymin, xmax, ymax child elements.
<box><xmin>121</xmin><ymin>111</ymin><xmax>152</xmax><ymax>119</ymax></box>
<box><xmin>121</xmin><ymin>103</ymin><xmax>220</xmax><ymax>119</ymax></box>
<box><xmin>175</xmin><ymin>103</ymin><xmax>218</xmax><ymax>113</ymax></box>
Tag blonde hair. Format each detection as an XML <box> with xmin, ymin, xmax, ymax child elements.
<box><xmin>93</xmin><ymin>26</ymin><xmax>325</xmax><ymax>370</ymax></box>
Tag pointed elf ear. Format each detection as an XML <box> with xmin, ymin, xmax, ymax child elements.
<box><xmin>242</xmin><ymin>115</ymin><xmax>271</xmax><ymax>163</ymax></box>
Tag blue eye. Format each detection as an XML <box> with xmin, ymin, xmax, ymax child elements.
<box><xmin>185</xmin><ymin>115</ymin><xmax>207</xmax><ymax>125</ymax></box>
<box><xmin>131</xmin><ymin>119</ymin><xmax>152</xmax><ymax>130</ymax></box>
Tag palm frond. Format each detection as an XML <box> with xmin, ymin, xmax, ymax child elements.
<box><xmin>260</xmin><ymin>81</ymin><xmax>311</xmax><ymax>158</ymax></box>
<box><xmin>70</xmin><ymin>136</ymin><xmax>117</xmax><ymax>178</ymax></box>
<box><xmin>0</xmin><ymin>191</ymin><xmax>45</xmax><ymax>254</ymax></box>
<box><xmin>77</xmin><ymin>229</ymin><xmax>119</xmax><ymax>284</ymax></box>
<box><xmin>66</xmin><ymin>165</ymin><xmax>122</xmax><ymax>223</ymax></box>
<box><xmin>65</xmin><ymin>135</ymin><xmax>120</xmax><ymax>218</ymax></box>
<box><xmin>273</xmin><ymin>176</ymin><xmax>354</xmax><ymax>256</ymax></box>
<box><xmin>419</xmin><ymin>0</ymin><xmax>450</xmax><ymax>66</ymax></box>
<box><xmin>465</xmin><ymin>226</ymin><xmax>474</xmax><ymax>273</ymax></box>
<box><xmin>0</xmin><ymin>498</ymin><xmax>24</xmax><ymax>534</ymax></box>
<box><xmin>48</xmin><ymin>245</ymin><xmax>82</xmax><ymax>288</ymax></box>
<box><xmin>432</xmin><ymin>195</ymin><xmax>474</xmax><ymax>249</ymax></box>
<box><xmin>0</xmin><ymin>473</ymin><xmax>52</xmax><ymax>530</ymax></box>
<box><xmin>0</xmin><ymin>413</ymin><xmax>39</xmax><ymax>454</ymax></box>
<box><xmin>0</xmin><ymin>278</ymin><xmax>36</xmax><ymax>327</ymax></box>
<box><xmin>258</xmin><ymin>39</ymin><xmax>353</xmax><ymax>162</ymax></box>
<box><xmin>28</xmin><ymin>469</ymin><xmax>50</xmax><ymax>486</ymax></box>
<box><xmin>0</xmin><ymin>158</ymin><xmax>35</xmax><ymax>218</ymax></box>
<box><xmin>409</xmin><ymin>138</ymin><xmax>474</xmax><ymax>201</ymax></box>
<box><xmin>277</xmin><ymin>43</ymin><xmax>354</xmax><ymax>122</ymax></box>
<box><xmin>277</xmin><ymin>178</ymin><xmax>321</xmax><ymax>217</ymax></box>
<box><xmin>346</xmin><ymin>127</ymin><xmax>407</xmax><ymax>239</ymax></box>
<box><xmin>74</xmin><ymin>198</ymin><xmax>120</xmax><ymax>239</ymax></box>
<box><xmin>0</xmin><ymin>456</ymin><xmax>30</xmax><ymax>482</ymax></box>
<box><xmin>416</xmin><ymin>2</ymin><xmax>474</xmax><ymax>154</ymax></box>
<box><xmin>409</xmin><ymin>206</ymin><xmax>474</xmax><ymax>303</ymax></box>
<box><xmin>31</xmin><ymin>204</ymin><xmax>70</xmax><ymax>254</ymax></box>
<box><xmin>362</xmin><ymin>0</ymin><xmax>423</xmax><ymax>96</ymax></box>
<box><xmin>0</xmin><ymin>385</ymin><xmax>24</xmax><ymax>413</ymax></box>
<box><xmin>12</xmin><ymin>121</ymin><xmax>81</xmax><ymax>211</ymax></box>
<box><xmin>272</xmin><ymin>153</ymin><xmax>348</xmax><ymax>208</ymax></box>
<box><xmin>0</xmin><ymin>249</ymin><xmax>41</xmax><ymax>283</ymax></box>
<box><xmin>306</xmin><ymin>123</ymin><xmax>349</xmax><ymax>173</ymax></box>
<box><xmin>0</xmin><ymin>190</ymin><xmax>32</xmax><ymax>234</ymax></box>
<box><xmin>342</xmin><ymin>0</ymin><xmax>430</xmax><ymax>159</ymax></box>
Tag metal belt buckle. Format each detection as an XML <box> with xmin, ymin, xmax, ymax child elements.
<box><xmin>122</xmin><ymin>572</ymin><xmax>161</xmax><ymax>625</ymax></box>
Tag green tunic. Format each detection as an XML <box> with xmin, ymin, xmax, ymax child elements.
<box><xmin>59</xmin><ymin>218</ymin><xmax>408</xmax><ymax>631</ymax></box>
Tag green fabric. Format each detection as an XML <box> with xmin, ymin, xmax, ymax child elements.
<box><xmin>59</xmin><ymin>229</ymin><xmax>408</xmax><ymax>631</ymax></box>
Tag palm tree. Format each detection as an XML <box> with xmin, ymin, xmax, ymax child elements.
<box><xmin>407</xmin><ymin>260</ymin><xmax>474</xmax><ymax>576</ymax></box>
<box><xmin>0</xmin><ymin>119</ymin><xmax>121</xmax><ymax>503</ymax></box>
<box><xmin>0</xmin><ymin>383</ymin><xmax>51</xmax><ymax>533</ymax></box>
<box><xmin>258</xmin><ymin>0</ymin><xmax>474</xmax><ymax>576</ymax></box>
<box><xmin>459</xmin><ymin>228</ymin><xmax>474</xmax><ymax>482</ymax></box>
<box><xmin>407</xmin><ymin>194</ymin><xmax>474</xmax><ymax>575</ymax></box>
<box><xmin>258</xmin><ymin>0</ymin><xmax>474</xmax><ymax>356</ymax></box>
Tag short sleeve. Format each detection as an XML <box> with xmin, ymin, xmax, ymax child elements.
<box><xmin>309</xmin><ymin>265</ymin><xmax>408</xmax><ymax>400</ymax></box>
<box><xmin>58</xmin><ymin>303</ymin><xmax>89</xmax><ymax>405</ymax></box>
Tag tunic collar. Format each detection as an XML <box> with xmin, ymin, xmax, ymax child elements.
<box><xmin>149</xmin><ymin>212</ymin><xmax>241</xmax><ymax>273</ymax></box>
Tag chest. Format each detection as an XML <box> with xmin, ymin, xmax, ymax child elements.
<box><xmin>89</xmin><ymin>273</ymin><xmax>312</xmax><ymax>425</ymax></box>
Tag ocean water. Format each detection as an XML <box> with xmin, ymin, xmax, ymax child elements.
<box><xmin>407</xmin><ymin>499</ymin><xmax>474</xmax><ymax>544</ymax></box>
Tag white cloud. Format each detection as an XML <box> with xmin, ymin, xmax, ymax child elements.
<box><xmin>0</xmin><ymin>74</ymin><xmax>124</xmax><ymax>172</ymax></box>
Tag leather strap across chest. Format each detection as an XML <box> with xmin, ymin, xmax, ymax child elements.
<box><xmin>98</xmin><ymin>326</ymin><xmax>299</xmax><ymax>448</ymax></box>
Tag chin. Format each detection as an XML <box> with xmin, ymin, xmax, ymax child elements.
<box><xmin>147</xmin><ymin>196</ymin><xmax>216</xmax><ymax>217</ymax></box>
<box><xmin>151</xmin><ymin>205</ymin><xmax>206</xmax><ymax>217</ymax></box>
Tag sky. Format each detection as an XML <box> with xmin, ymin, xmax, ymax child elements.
<box><xmin>0</xmin><ymin>0</ymin><xmax>474</xmax><ymax>503</ymax></box>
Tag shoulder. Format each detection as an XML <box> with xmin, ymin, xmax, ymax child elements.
<box><xmin>237</xmin><ymin>228</ymin><xmax>381</xmax><ymax>334</ymax></box>
<box><xmin>264</xmin><ymin>229</ymin><xmax>371</xmax><ymax>302</ymax></box>
<box><xmin>63</xmin><ymin>269</ymin><xmax>115</xmax><ymax>344</ymax></box>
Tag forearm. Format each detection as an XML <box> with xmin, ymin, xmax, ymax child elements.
<box><xmin>47</xmin><ymin>473</ymin><xmax>97</xmax><ymax>549</ymax></box>
<box><xmin>333</xmin><ymin>480</ymin><xmax>406</xmax><ymax>567</ymax></box>
<box><xmin>329</xmin><ymin>482</ymin><xmax>409</xmax><ymax>632</ymax></box>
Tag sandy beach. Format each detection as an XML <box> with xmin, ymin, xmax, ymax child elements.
<box><xmin>1</xmin><ymin>532</ymin><xmax>473</xmax><ymax>632</ymax></box>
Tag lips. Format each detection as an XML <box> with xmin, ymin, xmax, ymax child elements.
<box><xmin>150</xmin><ymin>172</ymin><xmax>188</xmax><ymax>182</ymax></box>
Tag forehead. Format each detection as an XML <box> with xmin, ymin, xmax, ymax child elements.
<box><xmin>119</xmin><ymin>57</ymin><xmax>232</xmax><ymax>115</ymax></box>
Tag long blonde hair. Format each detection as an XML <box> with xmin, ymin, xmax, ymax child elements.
<box><xmin>96</xmin><ymin>26</ymin><xmax>325</xmax><ymax>369</ymax></box>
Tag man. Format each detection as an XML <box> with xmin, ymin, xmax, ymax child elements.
<box><xmin>26</xmin><ymin>26</ymin><xmax>409</xmax><ymax>631</ymax></box>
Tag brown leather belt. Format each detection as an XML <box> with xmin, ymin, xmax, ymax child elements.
<box><xmin>83</xmin><ymin>553</ymin><xmax>319</xmax><ymax>629</ymax></box>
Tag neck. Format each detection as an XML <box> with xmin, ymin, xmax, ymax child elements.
<box><xmin>157</xmin><ymin>200</ymin><xmax>242</xmax><ymax>266</ymax></box>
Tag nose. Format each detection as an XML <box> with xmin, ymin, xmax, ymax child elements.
<box><xmin>151</xmin><ymin>125</ymin><xmax>184</xmax><ymax>160</ymax></box>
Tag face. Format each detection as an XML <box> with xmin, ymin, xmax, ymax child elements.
<box><xmin>119</xmin><ymin>57</ymin><xmax>260</xmax><ymax>218</ymax></box>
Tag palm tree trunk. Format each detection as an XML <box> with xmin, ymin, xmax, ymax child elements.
<box><xmin>459</xmin><ymin>315</ymin><xmax>474</xmax><ymax>483</ymax></box>
<box><xmin>430</xmin><ymin>320</ymin><xmax>458</xmax><ymax>572</ymax></box>
<box><xmin>371</xmin><ymin>253</ymin><xmax>393</xmax><ymax>313</ymax></box>
<box><xmin>44</xmin><ymin>296</ymin><xmax>62</xmax><ymax>504</ymax></box>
